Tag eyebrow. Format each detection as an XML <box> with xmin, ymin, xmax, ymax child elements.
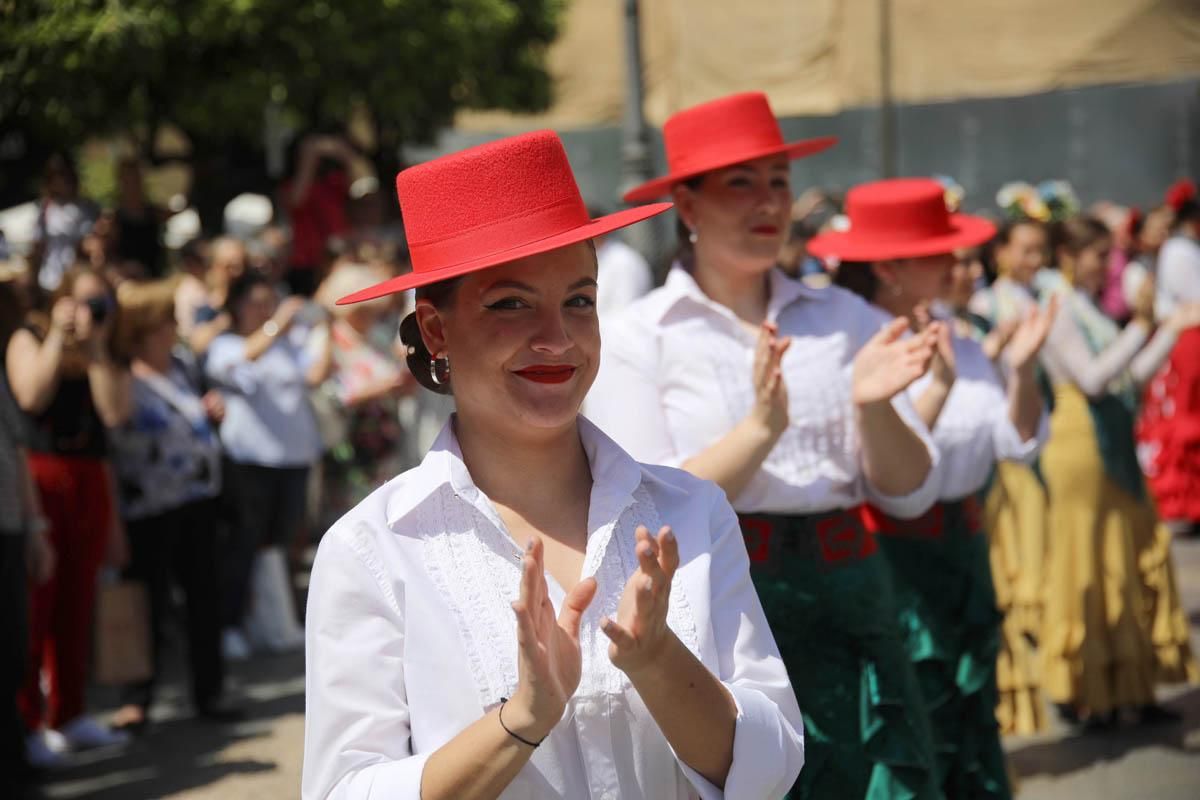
<box><xmin>728</xmin><ymin>163</ymin><xmax>790</xmax><ymax>175</ymax></box>
<box><xmin>485</xmin><ymin>277</ymin><xmax>597</xmax><ymax>294</ymax></box>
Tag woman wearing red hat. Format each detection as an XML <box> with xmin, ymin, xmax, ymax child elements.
<box><xmin>301</xmin><ymin>130</ymin><xmax>805</xmax><ymax>800</ymax></box>
<box><xmin>589</xmin><ymin>92</ymin><xmax>946</xmax><ymax>799</ymax></box>
<box><xmin>814</xmin><ymin>178</ymin><xmax>1054</xmax><ymax>798</ymax></box>
<box><xmin>1037</xmin><ymin>216</ymin><xmax>1199</xmax><ymax>729</ymax></box>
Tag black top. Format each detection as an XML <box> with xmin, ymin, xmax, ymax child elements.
<box><xmin>115</xmin><ymin>207</ymin><xmax>164</xmax><ymax>278</ymax></box>
<box><xmin>17</xmin><ymin>328</ymin><xmax>108</xmax><ymax>458</ymax></box>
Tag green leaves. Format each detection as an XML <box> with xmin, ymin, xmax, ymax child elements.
<box><xmin>1</xmin><ymin>0</ymin><xmax>564</xmax><ymax>153</ymax></box>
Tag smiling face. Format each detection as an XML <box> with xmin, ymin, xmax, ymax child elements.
<box><xmin>674</xmin><ymin>155</ymin><xmax>792</xmax><ymax>276</ymax></box>
<box><xmin>995</xmin><ymin>221</ymin><xmax>1046</xmax><ymax>287</ymax></box>
<box><xmin>414</xmin><ymin>241</ymin><xmax>600</xmax><ymax>439</ymax></box>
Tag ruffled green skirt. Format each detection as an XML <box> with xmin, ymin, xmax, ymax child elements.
<box><xmin>872</xmin><ymin>499</ymin><xmax>1010</xmax><ymax>800</ymax></box>
<box><xmin>739</xmin><ymin>508</ymin><xmax>942</xmax><ymax>800</ymax></box>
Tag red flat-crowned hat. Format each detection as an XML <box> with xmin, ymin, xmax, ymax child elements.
<box><xmin>338</xmin><ymin>131</ymin><xmax>672</xmax><ymax>305</ymax></box>
<box><xmin>622</xmin><ymin>92</ymin><xmax>837</xmax><ymax>204</ymax></box>
<box><xmin>806</xmin><ymin>178</ymin><xmax>996</xmax><ymax>262</ymax></box>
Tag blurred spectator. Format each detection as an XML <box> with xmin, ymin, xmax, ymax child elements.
<box><xmin>30</xmin><ymin>153</ymin><xmax>99</xmax><ymax>293</ymax></box>
<box><xmin>4</xmin><ymin>265</ymin><xmax>132</xmax><ymax>765</ymax></box>
<box><xmin>0</xmin><ymin>276</ymin><xmax>55</xmax><ymax>785</ymax></box>
<box><xmin>204</xmin><ymin>273</ymin><xmax>330</xmax><ymax>658</ymax></box>
<box><xmin>113</xmin><ymin>158</ymin><xmax>171</xmax><ymax>279</ymax></box>
<box><xmin>107</xmin><ymin>280</ymin><xmax>237</xmax><ymax>733</ymax></box>
<box><xmin>1155</xmin><ymin>179</ymin><xmax>1200</xmax><ymax>315</ymax></box>
<box><xmin>779</xmin><ymin>189</ymin><xmax>841</xmax><ymax>279</ymax></box>
<box><xmin>186</xmin><ymin>236</ymin><xmax>247</xmax><ymax>357</ymax></box>
<box><xmin>583</xmin><ymin>206</ymin><xmax>653</xmax><ymax>316</ymax></box>
<box><xmin>1116</xmin><ymin>205</ymin><xmax>1175</xmax><ymax>320</ymax></box>
<box><xmin>173</xmin><ymin>237</ymin><xmax>212</xmax><ymax>340</ymax></box>
<box><xmin>311</xmin><ymin>262</ymin><xmax>411</xmax><ymax>530</ymax></box>
<box><xmin>280</xmin><ymin>133</ymin><xmax>355</xmax><ymax>297</ymax></box>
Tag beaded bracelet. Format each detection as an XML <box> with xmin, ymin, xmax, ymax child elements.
<box><xmin>498</xmin><ymin>697</ymin><xmax>545</xmax><ymax>749</ymax></box>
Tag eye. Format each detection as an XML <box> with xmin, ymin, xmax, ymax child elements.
<box><xmin>566</xmin><ymin>295</ymin><xmax>595</xmax><ymax>309</ymax></box>
<box><xmin>771</xmin><ymin>177</ymin><xmax>790</xmax><ymax>189</ymax></box>
<box><xmin>485</xmin><ymin>297</ymin><xmax>528</xmax><ymax>311</ymax></box>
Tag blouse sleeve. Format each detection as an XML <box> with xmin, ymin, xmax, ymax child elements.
<box><xmin>586</xmin><ymin>318</ymin><xmax>683</xmax><ymax>467</ymax></box>
<box><xmin>675</xmin><ymin>482</ymin><xmax>805</xmax><ymax>799</ymax></box>
<box><xmin>1129</xmin><ymin>326</ymin><xmax>1180</xmax><ymax>387</ymax></box>
<box><xmin>1040</xmin><ymin>311</ymin><xmax>1149</xmax><ymax>398</ymax></box>
<box><xmin>203</xmin><ymin>335</ymin><xmax>259</xmax><ymax>395</ymax></box>
<box><xmin>302</xmin><ymin>524</ymin><xmax>430</xmax><ymax>800</ymax></box>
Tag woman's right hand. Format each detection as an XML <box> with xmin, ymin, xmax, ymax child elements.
<box><xmin>506</xmin><ymin>537</ymin><xmax>598</xmax><ymax>742</ymax></box>
<box><xmin>49</xmin><ymin>297</ymin><xmax>77</xmax><ymax>340</ymax></box>
<box><xmin>273</xmin><ymin>296</ymin><xmax>309</xmax><ymax>333</ymax></box>
<box><xmin>1132</xmin><ymin>273</ymin><xmax>1157</xmax><ymax>323</ymax></box>
<box><xmin>750</xmin><ymin>322</ymin><xmax>791</xmax><ymax>438</ymax></box>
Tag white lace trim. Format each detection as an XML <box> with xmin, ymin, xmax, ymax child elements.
<box><xmin>420</xmin><ymin>483</ymin><xmax>701</xmax><ymax>707</ymax></box>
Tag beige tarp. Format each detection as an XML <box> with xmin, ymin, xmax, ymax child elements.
<box><xmin>456</xmin><ymin>0</ymin><xmax>1200</xmax><ymax>131</ymax></box>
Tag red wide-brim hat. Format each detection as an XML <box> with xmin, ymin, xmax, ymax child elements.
<box><xmin>622</xmin><ymin>92</ymin><xmax>836</xmax><ymax>204</ymax></box>
<box><xmin>338</xmin><ymin>131</ymin><xmax>672</xmax><ymax>305</ymax></box>
<box><xmin>806</xmin><ymin>178</ymin><xmax>996</xmax><ymax>262</ymax></box>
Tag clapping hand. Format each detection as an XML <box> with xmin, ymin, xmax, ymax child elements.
<box><xmin>602</xmin><ymin>525</ymin><xmax>680</xmax><ymax>674</ymax></box>
<box><xmin>1005</xmin><ymin>295</ymin><xmax>1058</xmax><ymax>371</ymax></box>
<box><xmin>914</xmin><ymin>304</ymin><xmax>956</xmax><ymax>390</ymax></box>
<box><xmin>750</xmin><ymin>322</ymin><xmax>791</xmax><ymax>437</ymax></box>
<box><xmin>852</xmin><ymin>317</ymin><xmax>939</xmax><ymax>405</ymax></box>
<box><xmin>506</xmin><ymin>537</ymin><xmax>598</xmax><ymax>741</ymax></box>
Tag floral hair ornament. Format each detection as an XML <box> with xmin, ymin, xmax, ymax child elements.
<box><xmin>995</xmin><ymin>180</ymin><xmax>1078</xmax><ymax>224</ymax></box>
<box><xmin>933</xmin><ymin>175</ymin><xmax>965</xmax><ymax>213</ymax></box>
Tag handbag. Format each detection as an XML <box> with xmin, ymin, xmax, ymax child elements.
<box><xmin>94</xmin><ymin>577</ymin><xmax>154</xmax><ymax>685</ymax></box>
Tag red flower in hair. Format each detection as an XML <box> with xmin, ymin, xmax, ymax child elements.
<box><xmin>1165</xmin><ymin>178</ymin><xmax>1197</xmax><ymax>212</ymax></box>
<box><xmin>1124</xmin><ymin>207</ymin><xmax>1143</xmax><ymax>239</ymax></box>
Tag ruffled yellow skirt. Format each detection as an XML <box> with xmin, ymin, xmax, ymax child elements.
<box><xmin>1040</xmin><ymin>386</ymin><xmax>1197</xmax><ymax>713</ymax></box>
<box><xmin>985</xmin><ymin>462</ymin><xmax>1049</xmax><ymax>734</ymax></box>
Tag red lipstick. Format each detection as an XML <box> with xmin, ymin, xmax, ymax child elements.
<box><xmin>514</xmin><ymin>365</ymin><xmax>577</xmax><ymax>384</ymax></box>
<box><xmin>751</xmin><ymin>224</ymin><xmax>780</xmax><ymax>235</ymax></box>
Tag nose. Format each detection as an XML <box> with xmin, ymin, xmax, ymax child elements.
<box><xmin>529</xmin><ymin>306</ymin><xmax>573</xmax><ymax>356</ymax></box>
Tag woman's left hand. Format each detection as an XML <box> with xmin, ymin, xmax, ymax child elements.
<box><xmin>602</xmin><ymin>525</ymin><xmax>679</xmax><ymax>674</ymax></box>
<box><xmin>852</xmin><ymin>317</ymin><xmax>938</xmax><ymax>405</ymax></box>
<box><xmin>1005</xmin><ymin>295</ymin><xmax>1058</xmax><ymax>371</ymax></box>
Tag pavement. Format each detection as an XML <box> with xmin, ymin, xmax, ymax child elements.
<box><xmin>25</xmin><ymin>540</ymin><xmax>1200</xmax><ymax>799</ymax></box>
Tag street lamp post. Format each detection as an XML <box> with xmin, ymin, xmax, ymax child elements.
<box><xmin>619</xmin><ymin>0</ymin><xmax>658</xmax><ymax>260</ymax></box>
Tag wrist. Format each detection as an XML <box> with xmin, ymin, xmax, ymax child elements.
<box><xmin>619</xmin><ymin>630</ymin><xmax>680</xmax><ymax>683</ymax></box>
<box><xmin>502</xmin><ymin>691</ymin><xmax>559</xmax><ymax>743</ymax></box>
<box><xmin>746</xmin><ymin>408</ymin><xmax>786</xmax><ymax>442</ymax></box>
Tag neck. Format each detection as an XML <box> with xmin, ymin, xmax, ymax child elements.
<box><xmin>454</xmin><ymin>413</ymin><xmax>592</xmax><ymax>520</ymax></box>
<box><xmin>134</xmin><ymin>353</ymin><xmax>170</xmax><ymax>375</ymax></box>
<box><xmin>874</xmin><ymin>292</ymin><xmax>917</xmax><ymax>328</ymax></box>
<box><xmin>691</xmin><ymin>252</ymin><xmax>771</xmax><ymax>324</ymax></box>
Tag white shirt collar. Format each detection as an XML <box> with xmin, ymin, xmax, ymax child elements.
<box><xmin>655</xmin><ymin>264</ymin><xmax>820</xmax><ymax>326</ymax></box>
<box><xmin>386</xmin><ymin>414</ymin><xmax>645</xmax><ymax>535</ymax></box>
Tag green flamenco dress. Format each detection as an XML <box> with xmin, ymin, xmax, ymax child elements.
<box><xmin>872</xmin><ymin>500</ymin><xmax>1010</xmax><ymax>799</ymax></box>
<box><xmin>739</xmin><ymin>508</ymin><xmax>943</xmax><ymax>800</ymax></box>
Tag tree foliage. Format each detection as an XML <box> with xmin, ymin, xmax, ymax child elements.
<box><xmin>0</xmin><ymin>0</ymin><xmax>565</xmax><ymax>214</ymax></box>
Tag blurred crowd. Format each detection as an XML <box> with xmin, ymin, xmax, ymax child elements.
<box><xmin>1</xmin><ymin>129</ymin><xmax>1198</xmax><ymax>788</ymax></box>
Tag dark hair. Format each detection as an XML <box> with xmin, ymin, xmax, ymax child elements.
<box><xmin>673</xmin><ymin>175</ymin><xmax>707</xmax><ymax>269</ymax></box>
<box><xmin>0</xmin><ymin>281</ymin><xmax>24</xmax><ymax>352</ymax></box>
<box><xmin>832</xmin><ymin>261</ymin><xmax>879</xmax><ymax>303</ymax></box>
<box><xmin>1051</xmin><ymin>215</ymin><xmax>1110</xmax><ymax>260</ymax></box>
<box><xmin>1175</xmin><ymin>197</ymin><xmax>1200</xmax><ymax>228</ymax></box>
<box><xmin>224</xmin><ymin>271</ymin><xmax>273</xmax><ymax>328</ymax></box>
<box><xmin>179</xmin><ymin>237</ymin><xmax>208</xmax><ymax>268</ymax></box>
<box><xmin>398</xmin><ymin>277</ymin><xmax>462</xmax><ymax>395</ymax></box>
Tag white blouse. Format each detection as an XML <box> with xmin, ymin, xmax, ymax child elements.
<box><xmin>906</xmin><ymin>333</ymin><xmax>1045</xmax><ymax>501</ymax></box>
<box><xmin>302</xmin><ymin>417</ymin><xmax>804</xmax><ymax>800</ymax></box>
<box><xmin>585</xmin><ymin>267</ymin><xmax>941</xmax><ymax>518</ymax></box>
